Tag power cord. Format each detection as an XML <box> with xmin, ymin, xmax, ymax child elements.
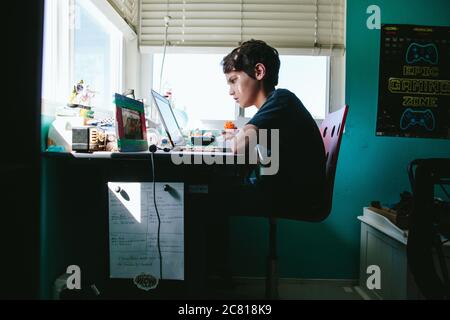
<box><xmin>158</xmin><ymin>15</ymin><xmax>171</xmax><ymax>94</ymax></box>
<box><xmin>149</xmin><ymin>145</ymin><xmax>163</xmax><ymax>280</ymax></box>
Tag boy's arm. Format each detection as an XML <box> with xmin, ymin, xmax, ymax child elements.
<box><xmin>230</xmin><ymin>124</ymin><xmax>258</xmax><ymax>154</ymax></box>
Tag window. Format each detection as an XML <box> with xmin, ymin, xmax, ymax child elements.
<box><xmin>245</xmin><ymin>56</ymin><xmax>328</xmax><ymax>119</ymax></box>
<box><xmin>153</xmin><ymin>53</ymin><xmax>235</xmax><ymax>129</ymax></box>
<box><xmin>152</xmin><ymin>53</ymin><xmax>329</xmax><ymax>129</ymax></box>
<box><xmin>141</xmin><ymin>0</ymin><xmax>346</xmax><ymax>126</ymax></box>
<box><xmin>73</xmin><ymin>0</ymin><xmax>123</xmax><ymax>111</ymax></box>
<box><xmin>42</xmin><ymin>0</ymin><xmax>123</xmax><ymax>112</ymax></box>
<box><xmin>42</xmin><ymin>0</ymin><xmax>54</xmax><ymax>101</ymax></box>
<box><xmin>42</xmin><ymin>0</ymin><xmax>70</xmax><ymax>104</ymax></box>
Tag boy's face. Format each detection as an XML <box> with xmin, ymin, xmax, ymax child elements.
<box><xmin>225</xmin><ymin>70</ymin><xmax>260</xmax><ymax>108</ymax></box>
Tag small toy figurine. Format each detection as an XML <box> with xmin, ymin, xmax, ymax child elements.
<box><xmin>224</xmin><ymin>120</ymin><xmax>237</xmax><ymax>129</ymax></box>
<box><xmin>68</xmin><ymin>80</ymin><xmax>97</xmax><ymax>108</ymax></box>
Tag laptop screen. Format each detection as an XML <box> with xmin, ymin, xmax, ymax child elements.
<box><xmin>151</xmin><ymin>90</ymin><xmax>185</xmax><ymax>147</ymax></box>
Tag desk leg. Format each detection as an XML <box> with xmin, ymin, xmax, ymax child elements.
<box><xmin>185</xmin><ymin>194</ymin><xmax>209</xmax><ymax>299</ymax></box>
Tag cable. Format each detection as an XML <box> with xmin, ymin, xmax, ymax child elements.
<box><xmin>158</xmin><ymin>15</ymin><xmax>170</xmax><ymax>94</ymax></box>
<box><xmin>150</xmin><ymin>150</ymin><xmax>163</xmax><ymax>280</ymax></box>
<box><xmin>149</xmin><ymin>144</ymin><xmax>171</xmax><ymax>153</ymax></box>
<box><xmin>148</xmin><ymin>144</ymin><xmax>172</xmax><ymax>280</ymax></box>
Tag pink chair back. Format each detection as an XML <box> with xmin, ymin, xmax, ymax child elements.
<box><xmin>318</xmin><ymin>105</ymin><xmax>349</xmax><ymax>219</ymax></box>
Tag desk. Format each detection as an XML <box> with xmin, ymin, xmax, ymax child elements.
<box><xmin>42</xmin><ymin>150</ymin><xmax>250</xmax><ymax>299</ymax></box>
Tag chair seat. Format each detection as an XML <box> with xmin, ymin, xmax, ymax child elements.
<box><xmin>264</xmin><ymin>105</ymin><xmax>349</xmax><ymax>299</ymax></box>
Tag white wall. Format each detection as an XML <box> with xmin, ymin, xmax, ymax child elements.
<box><xmin>139</xmin><ymin>53</ymin><xmax>154</xmax><ymax>117</ymax></box>
<box><xmin>330</xmin><ymin>55</ymin><xmax>347</xmax><ymax>113</ymax></box>
<box><xmin>123</xmin><ymin>37</ymin><xmax>141</xmax><ymax>97</ymax></box>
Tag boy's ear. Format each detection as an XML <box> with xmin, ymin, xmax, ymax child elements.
<box><xmin>254</xmin><ymin>63</ymin><xmax>266</xmax><ymax>81</ymax></box>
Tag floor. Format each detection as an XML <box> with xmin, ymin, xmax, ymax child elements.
<box><xmin>207</xmin><ymin>277</ymin><xmax>366</xmax><ymax>300</ymax></box>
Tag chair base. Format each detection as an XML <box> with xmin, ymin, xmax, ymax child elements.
<box><xmin>265</xmin><ymin>217</ymin><xmax>279</xmax><ymax>299</ymax></box>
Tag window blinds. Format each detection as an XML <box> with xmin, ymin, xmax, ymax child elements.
<box><xmin>108</xmin><ymin>0</ymin><xmax>139</xmax><ymax>30</ymax></box>
<box><xmin>139</xmin><ymin>0</ymin><xmax>345</xmax><ymax>53</ymax></box>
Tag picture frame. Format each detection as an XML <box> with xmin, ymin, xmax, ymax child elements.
<box><xmin>115</xmin><ymin>93</ymin><xmax>148</xmax><ymax>152</ymax></box>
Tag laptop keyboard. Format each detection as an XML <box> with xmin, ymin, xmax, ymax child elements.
<box><xmin>179</xmin><ymin>145</ymin><xmax>231</xmax><ymax>152</ymax></box>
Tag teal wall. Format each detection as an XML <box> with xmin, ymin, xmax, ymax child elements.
<box><xmin>230</xmin><ymin>0</ymin><xmax>450</xmax><ymax>279</ymax></box>
<box><xmin>41</xmin><ymin>115</ymin><xmax>53</xmax><ymax>151</ymax></box>
<box><xmin>40</xmin><ymin>115</ymin><xmax>54</xmax><ymax>298</ymax></box>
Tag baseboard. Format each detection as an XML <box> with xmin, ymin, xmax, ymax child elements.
<box><xmin>209</xmin><ymin>276</ymin><xmax>363</xmax><ymax>299</ymax></box>
<box><xmin>229</xmin><ymin>276</ymin><xmax>359</xmax><ymax>287</ymax></box>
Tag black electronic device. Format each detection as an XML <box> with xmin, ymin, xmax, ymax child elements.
<box><xmin>149</xmin><ymin>144</ymin><xmax>171</xmax><ymax>153</ymax></box>
<box><xmin>72</xmin><ymin>126</ymin><xmax>107</xmax><ymax>152</ymax></box>
<box><xmin>191</xmin><ymin>135</ymin><xmax>215</xmax><ymax>146</ymax></box>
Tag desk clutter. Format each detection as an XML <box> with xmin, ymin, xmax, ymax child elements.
<box><xmin>47</xmin><ymin>111</ymin><xmax>118</xmax><ymax>153</ymax></box>
<box><xmin>367</xmin><ymin>206</ymin><xmax>408</xmax><ymax>230</ymax></box>
<box><xmin>46</xmin><ymin>84</ymin><xmax>239</xmax><ymax>153</ymax></box>
<box><xmin>370</xmin><ymin>191</ymin><xmax>413</xmax><ymax>230</ymax></box>
<box><xmin>72</xmin><ymin>126</ymin><xmax>117</xmax><ymax>153</ymax></box>
<box><xmin>370</xmin><ymin>190</ymin><xmax>450</xmax><ymax>231</ymax></box>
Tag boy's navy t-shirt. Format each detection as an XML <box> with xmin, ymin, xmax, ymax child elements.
<box><xmin>247</xmin><ymin>88</ymin><xmax>326</xmax><ymax>209</ymax></box>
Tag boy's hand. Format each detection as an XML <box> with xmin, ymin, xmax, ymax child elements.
<box><xmin>221</xmin><ymin>129</ymin><xmax>239</xmax><ymax>140</ymax></box>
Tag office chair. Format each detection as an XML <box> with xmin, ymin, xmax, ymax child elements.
<box><xmin>407</xmin><ymin>158</ymin><xmax>450</xmax><ymax>299</ymax></box>
<box><xmin>265</xmin><ymin>105</ymin><xmax>349</xmax><ymax>299</ymax></box>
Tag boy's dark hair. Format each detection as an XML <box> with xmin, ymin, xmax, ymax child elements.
<box><xmin>222</xmin><ymin>39</ymin><xmax>280</xmax><ymax>93</ymax></box>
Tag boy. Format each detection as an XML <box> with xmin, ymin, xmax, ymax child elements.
<box><xmin>220</xmin><ymin>39</ymin><xmax>326</xmax><ymax>218</ymax></box>
<box><xmin>205</xmin><ymin>40</ymin><xmax>326</xmax><ymax>291</ymax></box>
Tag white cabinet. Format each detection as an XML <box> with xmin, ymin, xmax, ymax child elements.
<box><xmin>358</xmin><ymin>207</ymin><xmax>422</xmax><ymax>300</ymax></box>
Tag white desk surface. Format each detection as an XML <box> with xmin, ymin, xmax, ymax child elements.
<box><xmin>70</xmin><ymin>150</ymin><xmax>239</xmax><ymax>158</ymax></box>
<box><xmin>358</xmin><ymin>207</ymin><xmax>408</xmax><ymax>245</ymax></box>
<box><xmin>358</xmin><ymin>207</ymin><xmax>450</xmax><ymax>246</ymax></box>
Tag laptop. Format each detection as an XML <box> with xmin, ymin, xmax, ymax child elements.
<box><xmin>150</xmin><ymin>89</ymin><xmax>232</xmax><ymax>153</ymax></box>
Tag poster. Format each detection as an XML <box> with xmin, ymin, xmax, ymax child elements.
<box><xmin>108</xmin><ymin>182</ymin><xmax>184</xmax><ymax>280</ymax></box>
<box><xmin>376</xmin><ymin>24</ymin><xmax>450</xmax><ymax>139</ymax></box>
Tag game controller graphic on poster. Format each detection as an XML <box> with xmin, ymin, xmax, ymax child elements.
<box><xmin>399</xmin><ymin>108</ymin><xmax>435</xmax><ymax>131</ymax></box>
<box><xmin>406</xmin><ymin>43</ymin><xmax>439</xmax><ymax>65</ymax></box>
